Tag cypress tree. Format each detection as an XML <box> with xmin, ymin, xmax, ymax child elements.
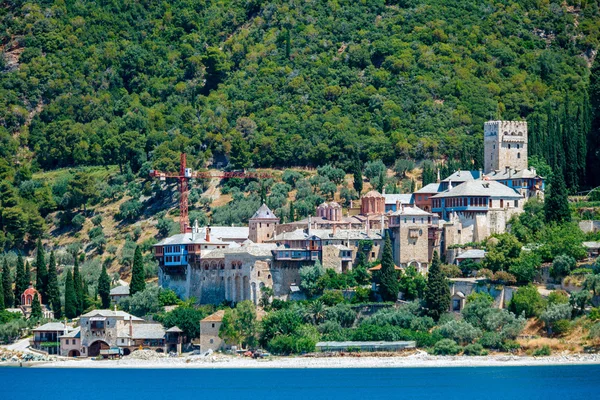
<box><xmin>14</xmin><ymin>253</ymin><xmax>26</xmax><ymax>306</ymax></box>
<box><xmin>34</xmin><ymin>239</ymin><xmax>47</xmax><ymax>299</ymax></box>
<box><xmin>289</xmin><ymin>201</ymin><xmax>295</xmax><ymax>222</ymax></box>
<box><xmin>46</xmin><ymin>251</ymin><xmax>62</xmax><ymax>318</ymax></box>
<box><xmin>353</xmin><ymin>156</ymin><xmax>363</xmax><ymax>195</ymax></box>
<box><xmin>588</xmin><ymin>54</ymin><xmax>600</xmax><ymax>187</ymax></box>
<box><xmin>30</xmin><ymin>293</ymin><xmax>42</xmax><ymax>320</ymax></box>
<box><xmin>24</xmin><ymin>261</ymin><xmax>31</xmax><ymax>287</ymax></box>
<box><xmin>0</xmin><ymin>276</ymin><xmax>4</xmax><ymax>310</ymax></box>
<box><xmin>544</xmin><ymin>170</ymin><xmax>571</xmax><ymax>224</ymax></box>
<box><xmin>2</xmin><ymin>259</ymin><xmax>14</xmax><ymax>308</ymax></box>
<box><xmin>130</xmin><ymin>246</ymin><xmax>146</xmax><ymax>296</ymax></box>
<box><xmin>377</xmin><ymin>234</ymin><xmax>399</xmax><ymax>302</ymax></box>
<box><xmin>424</xmin><ymin>251</ymin><xmax>450</xmax><ymax>321</ymax></box>
<box><xmin>98</xmin><ymin>264</ymin><xmax>111</xmax><ymax>309</ymax></box>
<box><xmin>64</xmin><ymin>269</ymin><xmax>77</xmax><ymax>319</ymax></box>
<box><xmin>83</xmin><ymin>280</ymin><xmax>91</xmax><ymax>311</ymax></box>
<box><xmin>73</xmin><ymin>258</ymin><xmax>84</xmax><ymax>315</ymax></box>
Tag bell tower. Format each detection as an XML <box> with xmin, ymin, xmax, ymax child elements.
<box><xmin>484</xmin><ymin>120</ymin><xmax>527</xmax><ymax>174</ymax></box>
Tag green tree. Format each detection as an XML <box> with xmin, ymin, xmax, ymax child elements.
<box><xmin>377</xmin><ymin>234</ymin><xmax>399</xmax><ymax>302</ymax></box>
<box><xmin>544</xmin><ymin>172</ymin><xmax>571</xmax><ymax>224</ymax></box>
<box><xmin>508</xmin><ymin>284</ymin><xmax>546</xmax><ymax>318</ymax></box>
<box><xmin>14</xmin><ymin>253</ymin><xmax>26</xmax><ymax>306</ymax></box>
<box><xmin>34</xmin><ymin>239</ymin><xmax>47</xmax><ymax>299</ymax></box>
<box><xmin>299</xmin><ymin>261</ymin><xmax>324</xmax><ymax>298</ymax></box>
<box><xmin>46</xmin><ymin>251</ymin><xmax>61</xmax><ymax>318</ymax></box>
<box><xmin>2</xmin><ymin>259</ymin><xmax>13</xmax><ymax>308</ymax></box>
<box><xmin>98</xmin><ymin>264</ymin><xmax>111</xmax><ymax>309</ymax></box>
<box><xmin>398</xmin><ymin>266</ymin><xmax>427</xmax><ymax>300</ymax></box>
<box><xmin>73</xmin><ymin>258</ymin><xmax>84</xmax><ymax>315</ymax></box>
<box><xmin>352</xmin><ymin>155</ymin><xmax>363</xmax><ymax>195</ymax></box>
<box><xmin>551</xmin><ymin>254</ymin><xmax>577</xmax><ymax>278</ymax></box>
<box><xmin>67</xmin><ymin>172</ymin><xmax>97</xmax><ymax>212</ymax></box>
<box><xmin>24</xmin><ymin>261</ymin><xmax>31</xmax><ymax>289</ymax></box>
<box><xmin>30</xmin><ymin>294</ymin><xmax>42</xmax><ymax>320</ymax></box>
<box><xmin>130</xmin><ymin>246</ymin><xmax>146</xmax><ymax>296</ymax></box>
<box><xmin>425</xmin><ymin>251</ymin><xmax>450</xmax><ymax>321</ymax></box>
<box><xmin>64</xmin><ymin>269</ymin><xmax>77</xmax><ymax>319</ymax></box>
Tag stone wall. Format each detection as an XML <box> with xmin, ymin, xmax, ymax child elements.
<box><xmin>199</xmin><ymin>321</ymin><xmax>224</xmax><ymax>352</ymax></box>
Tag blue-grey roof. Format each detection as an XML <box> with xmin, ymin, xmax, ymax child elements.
<box><xmin>110</xmin><ymin>285</ymin><xmax>130</xmax><ymax>296</ymax></box>
<box><xmin>442</xmin><ymin>170</ymin><xmax>482</xmax><ymax>182</ymax></box>
<box><xmin>251</xmin><ymin>204</ymin><xmax>279</xmax><ymax>220</ymax></box>
<box><xmin>431</xmin><ymin>180</ymin><xmax>522</xmax><ymax>199</ymax></box>
<box><xmin>415</xmin><ymin>183</ymin><xmax>442</xmax><ymax>194</ymax></box>
<box><xmin>383</xmin><ymin>194</ymin><xmax>414</xmax><ymax>205</ymax></box>
<box><xmin>456</xmin><ymin>249</ymin><xmax>486</xmax><ymax>259</ymax></box>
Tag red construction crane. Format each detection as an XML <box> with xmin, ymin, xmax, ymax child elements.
<box><xmin>150</xmin><ymin>153</ymin><xmax>270</xmax><ymax>233</ymax></box>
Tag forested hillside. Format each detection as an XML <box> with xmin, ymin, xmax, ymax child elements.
<box><xmin>1</xmin><ymin>0</ymin><xmax>600</xmax><ymax>253</ymax></box>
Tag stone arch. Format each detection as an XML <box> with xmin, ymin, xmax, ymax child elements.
<box><xmin>203</xmin><ymin>262</ymin><xmax>209</xmax><ymax>271</ymax></box>
<box><xmin>234</xmin><ymin>275</ymin><xmax>241</xmax><ymax>302</ymax></box>
<box><xmin>226</xmin><ymin>276</ymin><xmax>232</xmax><ymax>301</ymax></box>
<box><xmin>243</xmin><ymin>276</ymin><xmax>250</xmax><ymax>301</ymax></box>
<box><xmin>251</xmin><ymin>282</ymin><xmax>257</xmax><ymax>305</ymax></box>
<box><xmin>68</xmin><ymin>349</ymin><xmax>80</xmax><ymax>357</ymax></box>
<box><xmin>211</xmin><ymin>261</ymin><xmax>218</xmax><ymax>270</ymax></box>
<box><xmin>219</xmin><ymin>261</ymin><xmax>225</xmax><ymax>270</ymax></box>
<box><xmin>123</xmin><ymin>348</ymin><xmax>131</xmax><ymax>356</ymax></box>
<box><xmin>88</xmin><ymin>340</ymin><xmax>110</xmax><ymax>357</ymax></box>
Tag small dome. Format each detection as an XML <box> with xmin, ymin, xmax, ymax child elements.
<box><xmin>23</xmin><ymin>287</ymin><xmax>39</xmax><ymax>296</ymax></box>
<box><xmin>363</xmin><ymin>190</ymin><xmax>383</xmax><ymax>198</ymax></box>
<box><xmin>317</xmin><ymin>202</ymin><xmax>329</xmax><ymax>209</ymax></box>
<box><xmin>328</xmin><ymin>201</ymin><xmax>341</xmax><ymax>208</ymax></box>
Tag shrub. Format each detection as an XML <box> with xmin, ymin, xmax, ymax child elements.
<box><xmin>547</xmin><ymin>290</ymin><xmax>569</xmax><ymax>305</ymax></box>
<box><xmin>324</xmin><ymin>304</ymin><xmax>356</xmax><ymax>328</ymax></box>
<box><xmin>492</xmin><ymin>271</ymin><xmax>517</xmax><ymax>285</ymax></box>
<box><xmin>540</xmin><ymin>303</ymin><xmax>572</xmax><ymax>334</ymax></box>
<box><xmin>91</xmin><ymin>215</ymin><xmax>103</xmax><ymax>226</ymax></box>
<box><xmin>500</xmin><ymin>340</ymin><xmax>521</xmax><ymax>352</ymax></box>
<box><xmin>441</xmin><ymin>264</ymin><xmax>462</xmax><ymax>278</ymax></box>
<box><xmin>267</xmin><ymin>335</ymin><xmax>295</xmax><ymax>355</ymax></box>
<box><xmin>532</xmin><ymin>345</ymin><xmax>551</xmax><ymax>357</ymax></box>
<box><xmin>432</xmin><ymin>339</ymin><xmax>461</xmax><ymax>355</ymax></box>
<box><xmin>478</xmin><ymin>332</ymin><xmax>503</xmax><ymax>349</ymax></box>
<box><xmin>508</xmin><ymin>284</ymin><xmax>546</xmax><ymax>318</ymax></box>
<box><xmin>589</xmin><ymin>322</ymin><xmax>600</xmax><ymax>340</ymax></box>
<box><xmin>71</xmin><ymin>214</ymin><xmax>85</xmax><ymax>231</ymax></box>
<box><xmin>552</xmin><ymin>319</ymin><xmax>571</xmax><ymax>336</ymax></box>
<box><xmin>476</xmin><ymin>268</ymin><xmax>494</xmax><ymax>280</ymax></box>
<box><xmin>589</xmin><ymin>307</ymin><xmax>600</xmax><ymax>321</ymax></box>
<box><xmin>320</xmin><ymin>290</ymin><xmax>345</xmax><ymax>306</ymax></box>
<box><xmin>463</xmin><ymin>343</ymin><xmax>488</xmax><ymax>356</ymax></box>
<box><xmin>571</xmin><ymin>268</ymin><xmax>593</xmax><ymax>276</ymax></box>
<box><xmin>437</xmin><ymin>320</ymin><xmax>482</xmax><ymax>345</ymax></box>
<box><xmin>551</xmin><ymin>254</ymin><xmax>577</xmax><ymax>278</ymax></box>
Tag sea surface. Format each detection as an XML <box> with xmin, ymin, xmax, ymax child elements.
<box><xmin>1</xmin><ymin>365</ymin><xmax>599</xmax><ymax>400</ymax></box>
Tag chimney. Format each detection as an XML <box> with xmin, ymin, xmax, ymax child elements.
<box><xmin>448</xmin><ymin>179</ymin><xmax>453</xmax><ymax>190</ymax></box>
<box><xmin>129</xmin><ymin>315</ymin><xmax>133</xmax><ymax>338</ymax></box>
<box><xmin>333</xmin><ymin>223</ymin><xmax>337</xmax><ymax>236</ymax></box>
<box><xmin>505</xmin><ymin>166</ymin><xmax>509</xmax><ymax>174</ymax></box>
<box><xmin>381</xmin><ymin>214</ymin><xmax>385</xmax><ymax>237</ymax></box>
<box><xmin>308</xmin><ymin>215</ymin><xmax>312</xmax><ymax>236</ymax></box>
<box><xmin>436</xmin><ymin>168</ymin><xmax>441</xmax><ymax>183</ymax></box>
<box><xmin>114</xmin><ymin>304</ymin><xmax>117</xmax><ymax>312</ymax></box>
<box><xmin>531</xmin><ymin>167</ymin><xmax>536</xmax><ymax>175</ymax></box>
<box><xmin>457</xmin><ymin>170</ymin><xmax>461</xmax><ymax>177</ymax></box>
<box><xmin>366</xmin><ymin>215</ymin><xmax>370</xmax><ymax>236</ymax></box>
<box><xmin>205</xmin><ymin>226</ymin><xmax>211</xmax><ymax>242</ymax></box>
<box><xmin>509</xmin><ymin>169</ymin><xmax>512</xmax><ymax>179</ymax></box>
<box><xmin>478</xmin><ymin>168</ymin><xmax>483</xmax><ymax>180</ymax></box>
<box><xmin>350</xmin><ymin>200</ymin><xmax>353</xmax><ymax>209</ymax></box>
<box><xmin>396</xmin><ymin>200</ymin><xmax>400</xmax><ymax>211</ymax></box>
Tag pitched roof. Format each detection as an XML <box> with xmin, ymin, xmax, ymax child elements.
<box><xmin>431</xmin><ymin>180</ymin><xmax>522</xmax><ymax>199</ymax></box>
<box><xmin>33</xmin><ymin>322</ymin><xmax>70</xmax><ymax>332</ymax></box>
<box><xmin>486</xmin><ymin>168</ymin><xmax>542</xmax><ymax>180</ymax></box>
<box><xmin>80</xmin><ymin>309</ymin><xmax>144</xmax><ymax>321</ymax></box>
<box><xmin>442</xmin><ymin>170</ymin><xmax>482</xmax><ymax>182</ymax></box>
<box><xmin>166</xmin><ymin>326</ymin><xmax>183</xmax><ymax>333</ymax></box>
<box><xmin>110</xmin><ymin>285</ymin><xmax>130</xmax><ymax>296</ymax></box>
<box><xmin>383</xmin><ymin>193</ymin><xmax>414</xmax><ymax>205</ymax></box>
<box><xmin>368</xmin><ymin>263</ymin><xmax>402</xmax><ymax>271</ymax></box>
<box><xmin>60</xmin><ymin>327</ymin><xmax>81</xmax><ymax>338</ymax></box>
<box><xmin>132</xmin><ymin>323</ymin><xmax>166</xmax><ymax>340</ymax></box>
<box><xmin>389</xmin><ymin>206</ymin><xmax>432</xmax><ymax>217</ymax></box>
<box><xmin>203</xmin><ymin>243</ymin><xmax>278</xmax><ymax>259</ymax></box>
<box><xmin>415</xmin><ymin>183</ymin><xmax>442</xmax><ymax>194</ymax></box>
<box><xmin>251</xmin><ymin>204</ymin><xmax>279</xmax><ymax>220</ymax></box>
<box><xmin>201</xmin><ymin>310</ymin><xmax>225</xmax><ymax>322</ymax></box>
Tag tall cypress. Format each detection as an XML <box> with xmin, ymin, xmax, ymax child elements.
<box><xmin>130</xmin><ymin>246</ymin><xmax>146</xmax><ymax>296</ymax></box>
<box><xmin>544</xmin><ymin>170</ymin><xmax>571</xmax><ymax>224</ymax></box>
<box><xmin>377</xmin><ymin>234</ymin><xmax>399</xmax><ymax>302</ymax></box>
<box><xmin>288</xmin><ymin>201</ymin><xmax>295</xmax><ymax>222</ymax></box>
<box><xmin>30</xmin><ymin>293</ymin><xmax>42</xmax><ymax>320</ymax></box>
<box><xmin>64</xmin><ymin>269</ymin><xmax>77</xmax><ymax>319</ymax></box>
<box><xmin>2</xmin><ymin>259</ymin><xmax>14</xmax><ymax>308</ymax></box>
<box><xmin>46</xmin><ymin>251</ymin><xmax>62</xmax><ymax>318</ymax></box>
<box><xmin>352</xmin><ymin>155</ymin><xmax>363</xmax><ymax>195</ymax></box>
<box><xmin>34</xmin><ymin>239</ymin><xmax>47</xmax><ymax>299</ymax></box>
<box><xmin>424</xmin><ymin>251</ymin><xmax>450</xmax><ymax>321</ymax></box>
<box><xmin>24</xmin><ymin>261</ymin><xmax>31</xmax><ymax>287</ymax></box>
<box><xmin>98</xmin><ymin>264</ymin><xmax>111</xmax><ymax>309</ymax></box>
<box><xmin>0</xmin><ymin>273</ymin><xmax>4</xmax><ymax>310</ymax></box>
<box><xmin>73</xmin><ymin>258</ymin><xmax>84</xmax><ymax>315</ymax></box>
<box><xmin>83</xmin><ymin>280</ymin><xmax>91</xmax><ymax>311</ymax></box>
<box><xmin>588</xmin><ymin>54</ymin><xmax>600</xmax><ymax>187</ymax></box>
<box><xmin>14</xmin><ymin>253</ymin><xmax>26</xmax><ymax>306</ymax></box>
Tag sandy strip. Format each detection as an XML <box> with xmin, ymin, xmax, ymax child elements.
<box><xmin>25</xmin><ymin>352</ymin><xmax>600</xmax><ymax>369</ymax></box>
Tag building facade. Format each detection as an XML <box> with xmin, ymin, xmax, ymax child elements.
<box><xmin>484</xmin><ymin>120</ymin><xmax>528</xmax><ymax>174</ymax></box>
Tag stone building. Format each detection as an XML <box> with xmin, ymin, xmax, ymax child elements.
<box><xmin>60</xmin><ymin>327</ymin><xmax>82</xmax><ymax>357</ymax></box>
<box><xmin>388</xmin><ymin>206</ymin><xmax>438</xmax><ymax>274</ymax></box>
<box><xmin>199</xmin><ymin>310</ymin><xmax>225</xmax><ymax>353</ymax></box>
<box><xmin>31</xmin><ymin>322</ymin><xmax>73</xmax><ymax>355</ymax></box>
<box><xmin>484</xmin><ymin>120</ymin><xmax>528</xmax><ymax>174</ymax></box>
<box><xmin>361</xmin><ymin>190</ymin><xmax>385</xmax><ymax>215</ymax></box>
<box><xmin>79</xmin><ymin>309</ymin><xmax>166</xmax><ymax>357</ymax></box>
<box><xmin>249</xmin><ymin>204</ymin><xmax>279</xmax><ymax>243</ymax></box>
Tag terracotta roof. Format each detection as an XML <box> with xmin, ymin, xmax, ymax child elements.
<box><xmin>201</xmin><ymin>309</ymin><xmax>226</xmax><ymax>322</ymax></box>
<box><xmin>368</xmin><ymin>263</ymin><xmax>402</xmax><ymax>271</ymax></box>
<box><xmin>363</xmin><ymin>190</ymin><xmax>384</xmax><ymax>198</ymax></box>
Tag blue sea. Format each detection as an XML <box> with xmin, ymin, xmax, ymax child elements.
<box><xmin>1</xmin><ymin>366</ymin><xmax>599</xmax><ymax>399</ymax></box>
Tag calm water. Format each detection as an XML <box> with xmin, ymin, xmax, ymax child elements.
<box><xmin>1</xmin><ymin>365</ymin><xmax>599</xmax><ymax>399</ymax></box>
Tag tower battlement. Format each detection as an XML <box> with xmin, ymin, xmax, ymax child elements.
<box><xmin>484</xmin><ymin>120</ymin><xmax>527</xmax><ymax>173</ymax></box>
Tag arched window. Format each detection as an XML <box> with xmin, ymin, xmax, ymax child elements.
<box><xmin>517</xmin><ymin>153</ymin><xmax>521</xmax><ymax>159</ymax></box>
<box><xmin>508</xmin><ymin>144</ymin><xmax>511</xmax><ymax>149</ymax></box>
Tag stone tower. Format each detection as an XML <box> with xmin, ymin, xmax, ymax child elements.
<box><xmin>249</xmin><ymin>204</ymin><xmax>279</xmax><ymax>243</ymax></box>
<box><xmin>483</xmin><ymin>120</ymin><xmax>528</xmax><ymax>174</ymax></box>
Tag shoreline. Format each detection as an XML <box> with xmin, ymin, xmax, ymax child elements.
<box><xmin>10</xmin><ymin>352</ymin><xmax>600</xmax><ymax>369</ymax></box>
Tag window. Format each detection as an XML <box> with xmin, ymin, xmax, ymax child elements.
<box><xmin>210</xmin><ymin>339</ymin><xmax>214</xmax><ymax>344</ymax></box>
<box><xmin>508</xmin><ymin>144</ymin><xmax>511</xmax><ymax>149</ymax></box>
<box><xmin>514</xmin><ymin>200</ymin><xmax>518</xmax><ymax>207</ymax></box>
<box><xmin>212</xmin><ymin>323</ymin><xmax>215</xmax><ymax>328</ymax></box>
<box><xmin>517</xmin><ymin>144</ymin><xmax>520</xmax><ymax>149</ymax></box>
<box><xmin>517</xmin><ymin>153</ymin><xmax>521</xmax><ymax>159</ymax></box>
<box><xmin>121</xmin><ymin>339</ymin><xmax>125</xmax><ymax>344</ymax></box>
